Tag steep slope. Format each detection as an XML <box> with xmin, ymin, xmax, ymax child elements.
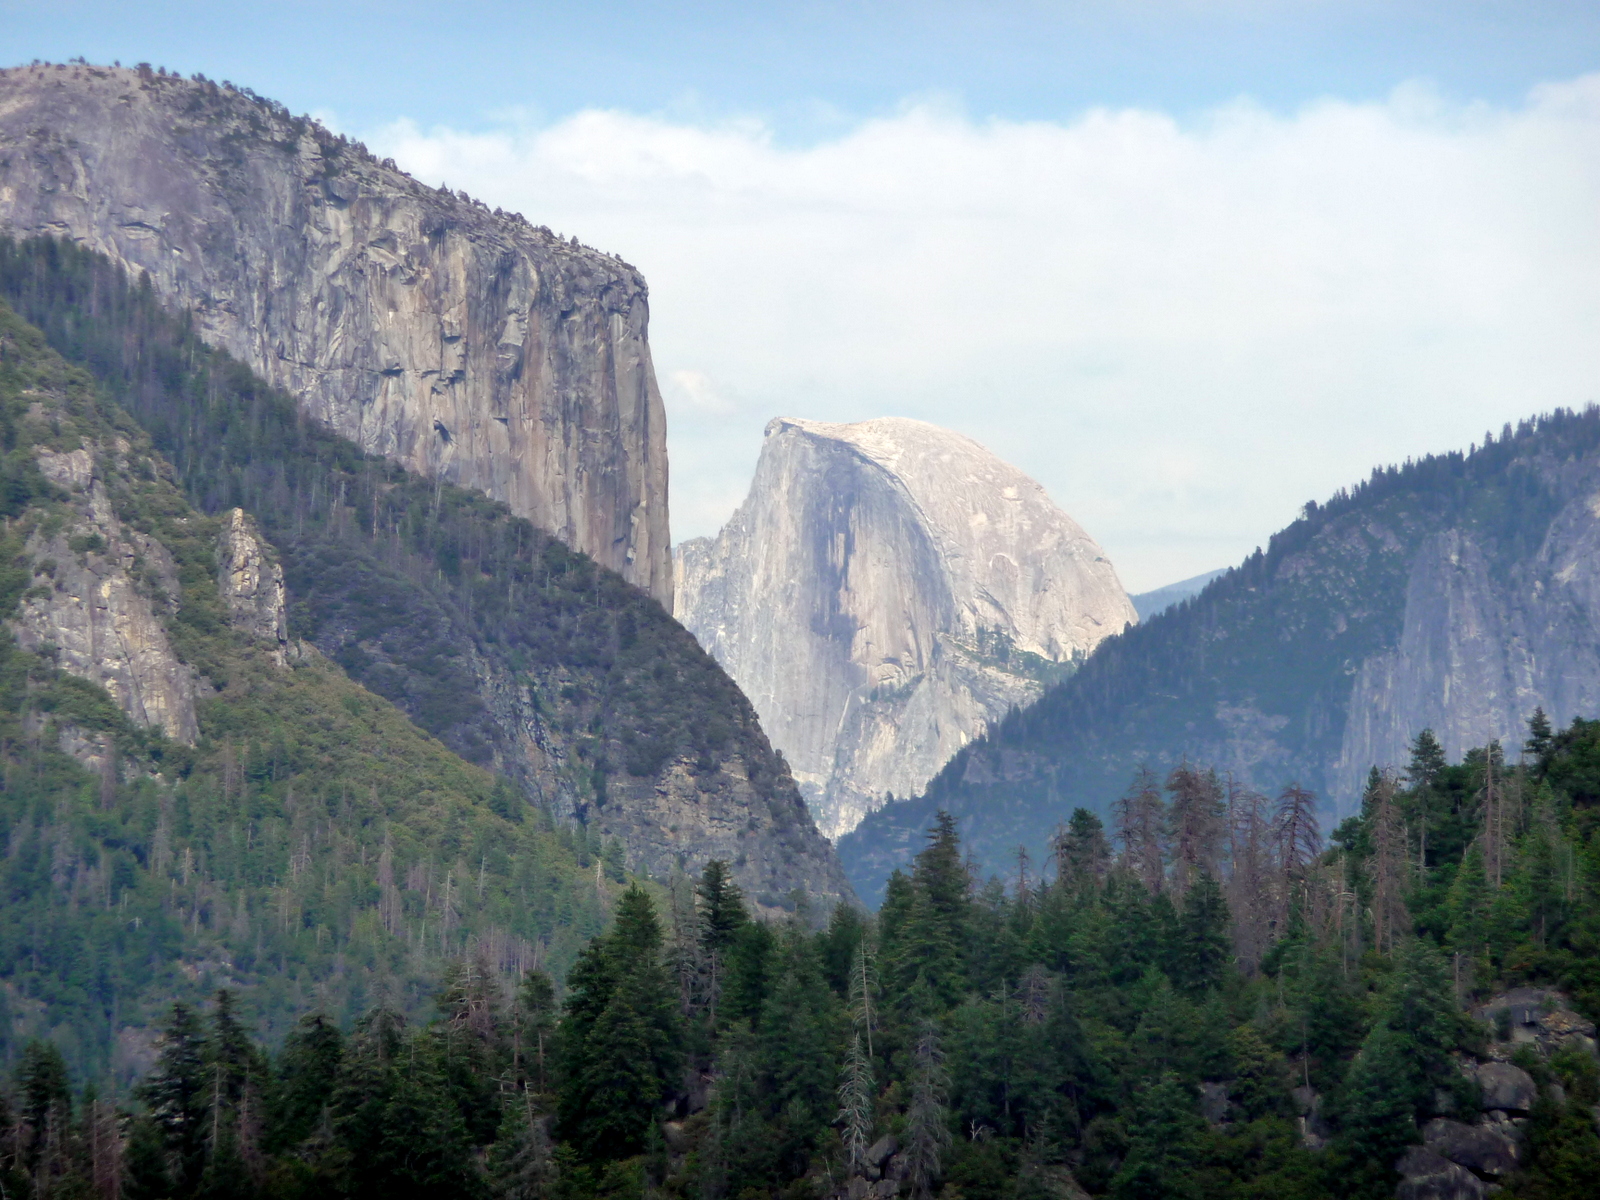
<box><xmin>0</xmin><ymin>296</ymin><xmax>607</xmax><ymax>1079</ymax></box>
<box><xmin>675</xmin><ymin>416</ymin><xmax>1135</xmax><ymax>838</ymax></box>
<box><xmin>840</xmin><ymin>410</ymin><xmax>1600</xmax><ymax>899</ymax></box>
<box><xmin>0</xmin><ymin>237</ymin><xmax>851</xmax><ymax>910</ymax></box>
<box><xmin>0</xmin><ymin>62</ymin><xmax>669</xmax><ymax>603</ymax></box>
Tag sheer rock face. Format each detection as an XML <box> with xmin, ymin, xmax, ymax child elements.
<box><xmin>16</xmin><ymin>446</ymin><xmax>199</xmax><ymax>744</ymax></box>
<box><xmin>460</xmin><ymin>647</ymin><xmax>855</xmax><ymax>911</ymax></box>
<box><xmin>216</xmin><ymin>508</ymin><xmax>288</xmax><ymax>665</ymax></box>
<box><xmin>0</xmin><ymin>63</ymin><xmax>670</xmax><ymax>605</ymax></box>
<box><xmin>1331</xmin><ymin>488</ymin><xmax>1600</xmax><ymax>803</ymax></box>
<box><xmin>675</xmin><ymin>416</ymin><xmax>1136</xmax><ymax>838</ymax></box>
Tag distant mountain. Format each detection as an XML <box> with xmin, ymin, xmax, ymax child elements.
<box><xmin>839</xmin><ymin>410</ymin><xmax>1600</xmax><ymax>900</ymax></box>
<box><xmin>1129</xmin><ymin>568</ymin><xmax>1227</xmax><ymax>620</ymax></box>
<box><xmin>675</xmin><ymin>416</ymin><xmax>1135</xmax><ymax>838</ymax></box>
<box><xmin>0</xmin><ymin>238</ymin><xmax>852</xmax><ymax>919</ymax></box>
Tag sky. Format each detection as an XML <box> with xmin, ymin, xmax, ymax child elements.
<box><xmin>5</xmin><ymin>2</ymin><xmax>1600</xmax><ymax>591</ymax></box>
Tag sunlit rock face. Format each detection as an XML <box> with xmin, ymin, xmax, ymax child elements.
<box><xmin>0</xmin><ymin>63</ymin><xmax>671</xmax><ymax>605</ymax></box>
<box><xmin>675</xmin><ymin>416</ymin><xmax>1137</xmax><ymax>838</ymax></box>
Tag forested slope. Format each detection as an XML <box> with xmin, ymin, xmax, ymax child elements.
<box><xmin>0</xmin><ymin>238</ymin><xmax>850</xmax><ymax>909</ymax></box>
<box><xmin>6</xmin><ymin>713</ymin><xmax>1598</xmax><ymax>1200</ymax></box>
<box><xmin>0</xmin><ymin>297</ymin><xmax>611</xmax><ymax>1082</ymax></box>
<box><xmin>842</xmin><ymin>410</ymin><xmax>1600</xmax><ymax>898</ymax></box>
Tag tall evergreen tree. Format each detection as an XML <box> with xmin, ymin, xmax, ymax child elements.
<box><xmin>557</xmin><ymin>885</ymin><xmax>682</xmax><ymax>1160</ymax></box>
<box><xmin>137</xmin><ymin>1003</ymin><xmax>210</xmax><ymax>1198</ymax></box>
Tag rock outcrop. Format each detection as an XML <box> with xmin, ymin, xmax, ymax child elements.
<box><xmin>15</xmin><ymin>445</ymin><xmax>198</xmax><ymax>743</ymax></box>
<box><xmin>0</xmin><ymin>63</ymin><xmax>670</xmax><ymax>604</ymax></box>
<box><xmin>1331</xmin><ymin>512</ymin><xmax>1600</xmax><ymax>801</ymax></box>
<box><xmin>216</xmin><ymin>508</ymin><xmax>288</xmax><ymax>664</ymax></box>
<box><xmin>675</xmin><ymin>416</ymin><xmax>1135</xmax><ymax>838</ymax></box>
<box><xmin>1391</xmin><ymin>985</ymin><xmax>1598</xmax><ymax>1200</ymax></box>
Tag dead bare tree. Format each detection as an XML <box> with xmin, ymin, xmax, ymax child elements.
<box><xmin>1225</xmin><ymin>781</ymin><xmax>1277</xmax><ymax>973</ymax></box>
<box><xmin>1367</xmin><ymin>771</ymin><xmax>1410</xmax><ymax>954</ymax></box>
<box><xmin>1112</xmin><ymin>767</ymin><xmax>1167</xmax><ymax>893</ymax></box>
<box><xmin>1167</xmin><ymin>763</ymin><xmax>1226</xmax><ymax>897</ymax></box>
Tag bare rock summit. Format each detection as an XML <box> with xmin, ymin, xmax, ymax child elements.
<box><xmin>675</xmin><ymin>416</ymin><xmax>1136</xmax><ymax>837</ymax></box>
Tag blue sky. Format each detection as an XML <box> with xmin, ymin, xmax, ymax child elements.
<box><xmin>6</xmin><ymin>3</ymin><xmax>1600</xmax><ymax>591</ymax></box>
<box><xmin>9</xmin><ymin>2</ymin><xmax>1597</xmax><ymax>136</ymax></box>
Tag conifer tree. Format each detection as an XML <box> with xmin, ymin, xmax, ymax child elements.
<box><xmin>1406</xmin><ymin>728</ymin><xmax>1447</xmax><ymax>868</ymax></box>
<box><xmin>138</xmin><ymin>1003</ymin><xmax>210</xmax><ymax>1197</ymax></box>
<box><xmin>835</xmin><ymin>1032</ymin><xmax>875</xmax><ymax>1175</ymax></box>
<box><xmin>1526</xmin><ymin>707</ymin><xmax>1555</xmax><ymax>775</ymax></box>
<box><xmin>1171</xmin><ymin>873</ymin><xmax>1231</xmax><ymax>992</ymax></box>
<box><xmin>513</xmin><ymin>970</ymin><xmax>558</xmax><ymax>1095</ymax></box>
<box><xmin>265</xmin><ymin>1012</ymin><xmax>344</xmax><ymax>1154</ymax></box>
<box><xmin>557</xmin><ymin>885</ymin><xmax>682</xmax><ymax>1160</ymax></box>
<box><xmin>1365</xmin><ymin>771</ymin><xmax>1410</xmax><ymax>953</ymax></box>
<box><xmin>889</xmin><ymin>813</ymin><xmax>972</xmax><ymax>1010</ymax></box>
<box><xmin>15</xmin><ymin>1041</ymin><xmax>76</xmax><ymax>1197</ymax></box>
<box><xmin>698</xmin><ymin>859</ymin><xmax>748</xmax><ymax>1025</ymax></box>
<box><xmin>1054</xmin><ymin>808</ymin><xmax>1110</xmax><ymax>894</ymax></box>
<box><xmin>1166</xmin><ymin>764</ymin><xmax>1225</xmax><ymax>896</ymax></box>
<box><xmin>489</xmin><ymin>1089</ymin><xmax>556</xmax><ymax>1200</ymax></box>
<box><xmin>904</xmin><ymin>1020</ymin><xmax>951</xmax><ymax>1200</ymax></box>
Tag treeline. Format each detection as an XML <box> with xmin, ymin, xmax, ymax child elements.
<box><xmin>7</xmin><ymin>711</ymin><xmax>1600</xmax><ymax>1199</ymax></box>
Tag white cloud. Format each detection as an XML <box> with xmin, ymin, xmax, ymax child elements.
<box><xmin>368</xmin><ymin>77</ymin><xmax>1600</xmax><ymax>592</ymax></box>
<box><xmin>666</xmin><ymin>368</ymin><xmax>739</xmax><ymax>416</ymax></box>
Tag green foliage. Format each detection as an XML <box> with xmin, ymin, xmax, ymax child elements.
<box><xmin>0</xmin><ymin>293</ymin><xmax>605</xmax><ymax>1082</ymax></box>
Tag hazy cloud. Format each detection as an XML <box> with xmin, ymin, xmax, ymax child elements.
<box><xmin>369</xmin><ymin>76</ymin><xmax>1600</xmax><ymax>591</ymax></box>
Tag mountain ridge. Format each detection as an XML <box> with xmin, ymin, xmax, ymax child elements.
<box><xmin>839</xmin><ymin>408</ymin><xmax>1600</xmax><ymax>899</ymax></box>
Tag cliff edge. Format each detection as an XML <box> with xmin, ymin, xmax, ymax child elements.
<box><xmin>0</xmin><ymin>62</ymin><xmax>670</xmax><ymax>604</ymax></box>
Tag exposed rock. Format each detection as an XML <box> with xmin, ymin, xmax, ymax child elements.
<box><xmin>1472</xmin><ymin>986</ymin><xmax>1598</xmax><ymax>1060</ymax></box>
<box><xmin>865</xmin><ymin>1135</ymin><xmax>898</xmax><ymax>1170</ymax></box>
<box><xmin>1016</xmin><ymin>1166</ymin><xmax>1091</xmax><ymax>1200</ymax></box>
<box><xmin>1395</xmin><ymin>1146</ymin><xmax>1489</xmax><ymax>1200</ymax></box>
<box><xmin>0</xmin><ymin>63</ymin><xmax>670</xmax><ymax>604</ymax></box>
<box><xmin>1291</xmin><ymin>1085</ymin><xmax>1333</xmax><ymax>1149</ymax></box>
<box><xmin>14</xmin><ymin>447</ymin><xmax>198</xmax><ymax>742</ymax></box>
<box><xmin>1471</xmin><ymin>1063</ymin><xmax>1538</xmax><ymax>1115</ymax></box>
<box><xmin>1199</xmin><ymin>1081</ymin><xmax>1231</xmax><ymax>1126</ymax></box>
<box><xmin>460</xmin><ymin>639</ymin><xmax>852</xmax><ymax>910</ymax></box>
<box><xmin>1330</xmin><ymin>517</ymin><xmax>1600</xmax><ymax>801</ymax></box>
<box><xmin>216</xmin><ymin>508</ymin><xmax>288</xmax><ymax>664</ymax></box>
<box><xmin>1422</xmin><ymin>1119</ymin><xmax>1519</xmax><ymax>1177</ymax></box>
<box><xmin>675</xmin><ymin>417</ymin><xmax>1135</xmax><ymax>837</ymax></box>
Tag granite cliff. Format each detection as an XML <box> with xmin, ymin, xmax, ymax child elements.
<box><xmin>675</xmin><ymin>416</ymin><xmax>1136</xmax><ymax>838</ymax></box>
<box><xmin>0</xmin><ymin>62</ymin><xmax>670</xmax><ymax>604</ymax></box>
<box><xmin>840</xmin><ymin>410</ymin><xmax>1600</xmax><ymax>899</ymax></box>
